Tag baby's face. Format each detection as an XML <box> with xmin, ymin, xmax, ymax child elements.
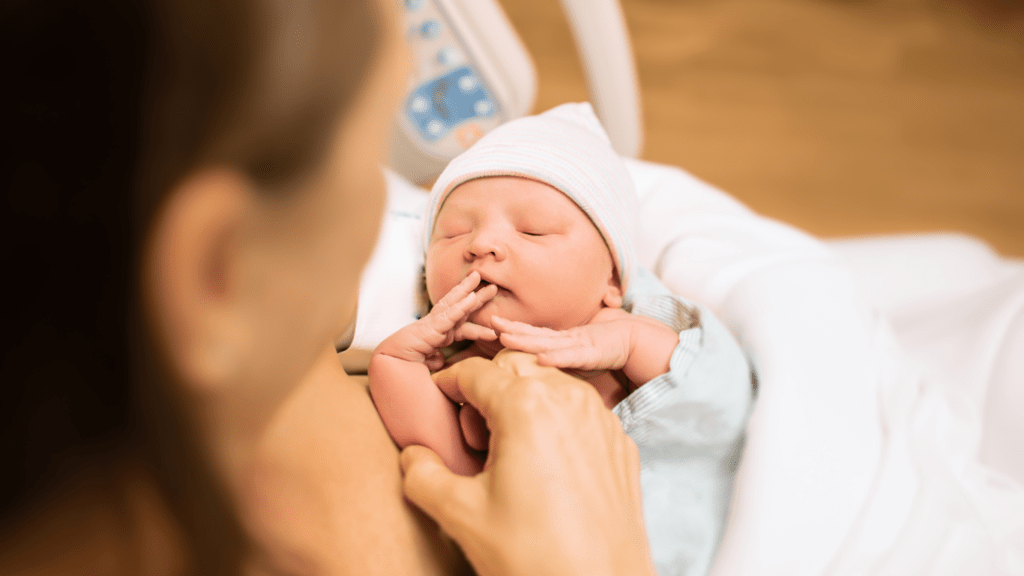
<box><xmin>426</xmin><ymin>176</ymin><xmax>621</xmax><ymax>331</ymax></box>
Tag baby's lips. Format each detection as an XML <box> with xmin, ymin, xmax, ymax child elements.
<box><xmin>473</xmin><ymin>283</ymin><xmax>500</xmax><ymax>304</ymax></box>
<box><xmin>472</xmin><ymin>269</ymin><xmax>508</xmax><ymax>291</ymax></box>
<box><xmin>465</xmin><ymin>271</ymin><xmax>496</xmax><ymax>292</ymax></box>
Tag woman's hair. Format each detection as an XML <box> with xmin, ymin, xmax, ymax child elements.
<box><xmin>0</xmin><ymin>0</ymin><xmax>383</xmax><ymax>572</ymax></box>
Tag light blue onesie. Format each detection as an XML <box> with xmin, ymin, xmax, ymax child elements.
<box><xmin>618</xmin><ymin>267</ymin><xmax>754</xmax><ymax>576</ymax></box>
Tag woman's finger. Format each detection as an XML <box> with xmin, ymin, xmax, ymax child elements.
<box><xmin>459</xmin><ymin>405</ymin><xmax>489</xmax><ymax>452</ymax></box>
<box><xmin>400</xmin><ymin>446</ymin><xmax>485</xmax><ymax>540</ymax></box>
<box><xmin>434</xmin><ymin>352</ymin><xmax>569</xmax><ymax>430</ymax></box>
<box><xmin>432</xmin><ymin>356</ymin><xmax>514</xmax><ymax>412</ymax></box>
<box><xmin>416</xmin><ymin>350</ymin><xmax>658</xmax><ymax>576</ymax></box>
<box><xmin>489</xmin><ymin>348</ymin><xmax>555</xmax><ymax>377</ymax></box>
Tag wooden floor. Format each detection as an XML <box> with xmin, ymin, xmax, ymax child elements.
<box><xmin>500</xmin><ymin>0</ymin><xmax>1024</xmax><ymax>256</ymax></box>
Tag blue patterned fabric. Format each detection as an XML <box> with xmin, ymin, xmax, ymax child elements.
<box><xmin>617</xmin><ymin>267</ymin><xmax>754</xmax><ymax>576</ymax></box>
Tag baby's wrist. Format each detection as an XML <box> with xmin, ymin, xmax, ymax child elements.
<box><xmin>622</xmin><ymin>318</ymin><xmax>677</xmax><ymax>385</ymax></box>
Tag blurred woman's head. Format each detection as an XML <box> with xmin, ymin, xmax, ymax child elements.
<box><xmin>1</xmin><ymin>0</ymin><xmax>402</xmax><ymax>572</ymax></box>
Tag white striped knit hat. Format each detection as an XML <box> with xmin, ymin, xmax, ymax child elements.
<box><xmin>425</xmin><ymin>102</ymin><xmax>637</xmax><ymax>296</ymax></box>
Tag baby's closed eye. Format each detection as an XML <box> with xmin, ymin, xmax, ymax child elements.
<box><xmin>517</xmin><ymin>220</ymin><xmax>563</xmax><ymax>237</ymax></box>
<box><xmin>515</xmin><ymin>212</ymin><xmax>569</xmax><ymax>237</ymax></box>
<box><xmin>435</xmin><ymin>222</ymin><xmax>471</xmax><ymax>239</ymax></box>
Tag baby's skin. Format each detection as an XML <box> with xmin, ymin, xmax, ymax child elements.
<box><xmin>369</xmin><ymin>177</ymin><xmax>679</xmax><ymax>476</ymax></box>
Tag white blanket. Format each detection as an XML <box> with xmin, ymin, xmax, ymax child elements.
<box><xmin>357</xmin><ymin>162</ymin><xmax>1024</xmax><ymax>575</ymax></box>
<box><xmin>628</xmin><ymin>158</ymin><xmax>1024</xmax><ymax>576</ymax></box>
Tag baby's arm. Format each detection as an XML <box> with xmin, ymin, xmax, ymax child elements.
<box><xmin>369</xmin><ymin>272</ymin><xmax>497</xmax><ymax>476</ymax></box>
<box><xmin>493</xmin><ymin>308</ymin><xmax>679</xmax><ymax>388</ymax></box>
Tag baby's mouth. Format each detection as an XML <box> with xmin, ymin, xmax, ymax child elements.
<box><xmin>474</xmin><ymin>278</ymin><xmax>507</xmax><ymax>296</ymax></box>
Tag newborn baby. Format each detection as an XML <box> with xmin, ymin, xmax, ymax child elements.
<box><xmin>370</xmin><ymin>103</ymin><xmax>753</xmax><ymax>576</ymax></box>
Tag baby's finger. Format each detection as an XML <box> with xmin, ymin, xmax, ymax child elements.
<box><xmin>427</xmin><ymin>273</ymin><xmax>481</xmax><ymax>323</ymax></box>
<box><xmin>536</xmin><ymin>346</ymin><xmax>622</xmax><ymax>371</ymax></box>
<box><xmin>454</xmin><ymin>283</ymin><xmax>497</xmax><ymax>318</ymax></box>
<box><xmin>427</xmin><ymin>277</ymin><xmax>498</xmax><ymax>334</ymax></box>
<box><xmin>496</xmin><ymin>330</ymin><xmax>607</xmax><ymax>369</ymax></box>
<box><xmin>425</xmin><ymin>351</ymin><xmax>446</xmax><ymax>371</ymax></box>
<box><xmin>498</xmin><ymin>331</ymin><xmax>571</xmax><ymax>354</ymax></box>
<box><xmin>490</xmin><ymin>316</ymin><xmax>557</xmax><ymax>337</ymax></box>
<box><xmin>449</xmin><ymin>284</ymin><xmax>496</xmax><ymax>324</ymax></box>
<box><xmin>535</xmin><ymin>347</ymin><xmax>601</xmax><ymax>369</ymax></box>
<box><xmin>425</xmin><ymin>284</ymin><xmax>485</xmax><ymax>332</ymax></box>
<box><xmin>469</xmin><ymin>282</ymin><xmax>498</xmax><ymax>306</ymax></box>
<box><xmin>436</xmin><ymin>271</ymin><xmax>482</xmax><ymax>307</ymax></box>
<box><xmin>456</xmin><ymin>322</ymin><xmax>498</xmax><ymax>342</ymax></box>
<box><xmin>436</xmin><ymin>272</ymin><xmax>495</xmax><ymax>311</ymax></box>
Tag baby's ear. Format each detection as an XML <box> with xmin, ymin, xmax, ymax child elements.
<box><xmin>602</xmin><ymin>270</ymin><xmax>624</xmax><ymax>309</ymax></box>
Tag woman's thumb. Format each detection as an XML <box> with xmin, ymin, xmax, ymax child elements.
<box><xmin>400</xmin><ymin>445</ymin><xmax>483</xmax><ymax>537</ymax></box>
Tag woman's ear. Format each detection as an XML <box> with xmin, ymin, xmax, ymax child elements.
<box><xmin>602</xmin><ymin>270</ymin><xmax>624</xmax><ymax>309</ymax></box>
<box><xmin>145</xmin><ymin>169</ymin><xmax>256</xmax><ymax>395</ymax></box>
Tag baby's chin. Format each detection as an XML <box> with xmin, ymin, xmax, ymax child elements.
<box><xmin>470</xmin><ymin>306</ymin><xmax>557</xmax><ymax>332</ymax></box>
<box><xmin>468</xmin><ymin>306</ymin><xmax>498</xmax><ymax>330</ymax></box>
<box><xmin>469</xmin><ymin>301</ymin><xmax>524</xmax><ymax>330</ymax></box>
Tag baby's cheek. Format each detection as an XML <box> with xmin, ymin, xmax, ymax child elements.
<box><xmin>424</xmin><ymin>249</ymin><xmax>454</xmax><ymax>302</ymax></box>
<box><xmin>425</xmin><ymin>270</ymin><xmax>459</xmax><ymax>305</ymax></box>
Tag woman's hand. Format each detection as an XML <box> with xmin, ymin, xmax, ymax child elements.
<box><xmin>399</xmin><ymin>350</ymin><xmax>658</xmax><ymax>576</ymax></box>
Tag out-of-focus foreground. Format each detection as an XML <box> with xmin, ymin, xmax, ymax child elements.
<box><xmin>502</xmin><ymin>0</ymin><xmax>1024</xmax><ymax>256</ymax></box>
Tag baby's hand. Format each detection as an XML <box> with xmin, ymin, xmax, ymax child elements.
<box><xmin>491</xmin><ymin>308</ymin><xmax>638</xmax><ymax>372</ymax></box>
<box><xmin>376</xmin><ymin>272</ymin><xmax>498</xmax><ymax>371</ymax></box>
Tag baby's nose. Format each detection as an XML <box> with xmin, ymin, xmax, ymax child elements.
<box><xmin>466</xmin><ymin>229</ymin><xmax>507</xmax><ymax>260</ymax></box>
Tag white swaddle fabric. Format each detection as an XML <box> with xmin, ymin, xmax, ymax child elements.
<box><xmin>347</xmin><ymin>169</ymin><xmax>429</xmax><ymax>352</ymax></box>
<box><xmin>626</xmin><ymin>157</ymin><xmax>1024</xmax><ymax>575</ymax></box>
